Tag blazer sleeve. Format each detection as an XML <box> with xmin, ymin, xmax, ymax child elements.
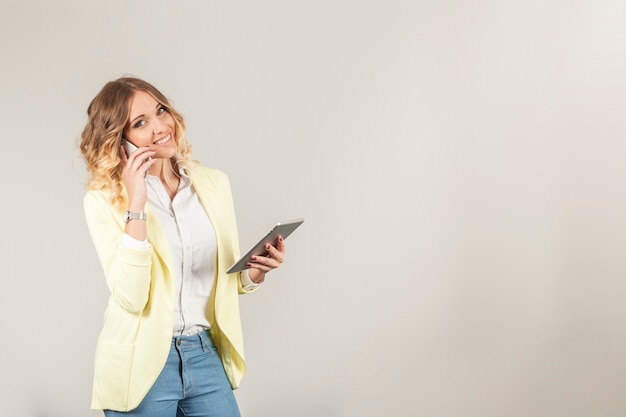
<box><xmin>83</xmin><ymin>191</ymin><xmax>154</xmax><ymax>313</ymax></box>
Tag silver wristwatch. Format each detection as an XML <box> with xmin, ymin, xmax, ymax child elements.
<box><xmin>123</xmin><ymin>210</ymin><xmax>147</xmax><ymax>224</ymax></box>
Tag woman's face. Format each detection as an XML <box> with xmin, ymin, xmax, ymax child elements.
<box><xmin>123</xmin><ymin>90</ymin><xmax>177</xmax><ymax>159</ymax></box>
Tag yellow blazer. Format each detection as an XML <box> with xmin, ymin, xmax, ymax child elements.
<box><xmin>83</xmin><ymin>166</ymin><xmax>254</xmax><ymax>412</ymax></box>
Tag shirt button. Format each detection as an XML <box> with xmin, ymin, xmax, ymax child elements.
<box><xmin>177</xmin><ymin>340</ymin><xmax>182</xmax><ymax>346</ymax></box>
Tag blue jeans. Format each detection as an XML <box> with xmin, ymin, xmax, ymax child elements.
<box><xmin>104</xmin><ymin>330</ymin><xmax>241</xmax><ymax>417</ymax></box>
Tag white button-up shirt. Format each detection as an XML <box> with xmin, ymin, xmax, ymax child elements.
<box><xmin>123</xmin><ymin>168</ymin><xmax>258</xmax><ymax>336</ymax></box>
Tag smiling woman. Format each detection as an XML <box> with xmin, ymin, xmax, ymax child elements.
<box><xmin>80</xmin><ymin>78</ymin><xmax>194</xmax><ymax>211</ymax></box>
<box><xmin>123</xmin><ymin>91</ymin><xmax>180</xmax><ymax>199</ymax></box>
<box><xmin>78</xmin><ymin>77</ymin><xmax>288</xmax><ymax>417</ymax></box>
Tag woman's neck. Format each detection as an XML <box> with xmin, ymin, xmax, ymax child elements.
<box><xmin>151</xmin><ymin>158</ymin><xmax>180</xmax><ymax>199</ymax></box>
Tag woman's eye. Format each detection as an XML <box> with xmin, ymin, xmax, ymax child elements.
<box><xmin>157</xmin><ymin>106</ymin><xmax>167</xmax><ymax>115</ymax></box>
<box><xmin>133</xmin><ymin>120</ymin><xmax>146</xmax><ymax>128</ymax></box>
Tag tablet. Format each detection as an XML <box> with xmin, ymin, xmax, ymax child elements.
<box><xmin>227</xmin><ymin>218</ymin><xmax>305</xmax><ymax>274</ymax></box>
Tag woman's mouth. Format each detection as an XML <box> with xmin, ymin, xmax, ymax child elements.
<box><xmin>154</xmin><ymin>133</ymin><xmax>171</xmax><ymax>145</ymax></box>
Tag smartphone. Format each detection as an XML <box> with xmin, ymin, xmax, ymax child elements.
<box><xmin>122</xmin><ymin>139</ymin><xmax>138</xmax><ymax>155</ymax></box>
<box><xmin>123</xmin><ymin>139</ymin><xmax>151</xmax><ymax>177</ymax></box>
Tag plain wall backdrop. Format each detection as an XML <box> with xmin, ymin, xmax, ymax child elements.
<box><xmin>1</xmin><ymin>1</ymin><xmax>626</xmax><ymax>416</ymax></box>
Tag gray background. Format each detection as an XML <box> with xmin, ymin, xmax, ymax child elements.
<box><xmin>2</xmin><ymin>1</ymin><xmax>626</xmax><ymax>416</ymax></box>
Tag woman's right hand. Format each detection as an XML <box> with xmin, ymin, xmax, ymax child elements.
<box><xmin>120</xmin><ymin>145</ymin><xmax>156</xmax><ymax>210</ymax></box>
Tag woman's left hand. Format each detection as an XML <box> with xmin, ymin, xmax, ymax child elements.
<box><xmin>247</xmin><ymin>235</ymin><xmax>286</xmax><ymax>283</ymax></box>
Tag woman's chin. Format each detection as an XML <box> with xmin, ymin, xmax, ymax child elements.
<box><xmin>154</xmin><ymin>147</ymin><xmax>178</xmax><ymax>160</ymax></box>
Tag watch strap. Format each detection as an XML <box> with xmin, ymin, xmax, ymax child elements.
<box><xmin>123</xmin><ymin>210</ymin><xmax>147</xmax><ymax>223</ymax></box>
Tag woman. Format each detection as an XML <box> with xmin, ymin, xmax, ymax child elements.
<box><xmin>79</xmin><ymin>77</ymin><xmax>285</xmax><ymax>417</ymax></box>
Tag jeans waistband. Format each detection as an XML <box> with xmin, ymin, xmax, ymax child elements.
<box><xmin>172</xmin><ymin>329</ymin><xmax>213</xmax><ymax>349</ymax></box>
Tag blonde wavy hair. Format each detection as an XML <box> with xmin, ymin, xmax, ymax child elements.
<box><xmin>80</xmin><ymin>77</ymin><xmax>196</xmax><ymax>210</ymax></box>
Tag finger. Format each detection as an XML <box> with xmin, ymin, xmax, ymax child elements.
<box><xmin>122</xmin><ymin>150</ymin><xmax>154</xmax><ymax>183</ymax></box>
<box><xmin>143</xmin><ymin>157</ymin><xmax>154</xmax><ymax>177</ymax></box>
<box><xmin>264</xmin><ymin>243</ymin><xmax>284</xmax><ymax>263</ymax></box>
<box><xmin>130</xmin><ymin>148</ymin><xmax>154</xmax><ymax>164</ymax></box>
<box><xmin>250</xmin><ymin>255</ymin><xmax>281</xmax><ymax>269</ymax></box>
<box><xmin>130</xmin><ymin>150</ymin><xmax>155</xmax><ymax>172</ymax></box>
<box><xmin>275</xmin><ymin>235</ymin><xmax>286</xmax><ymax>254</ymax></box>
<box><xmin>246</xmin><ymin>261</ymin><xmax>272</xmax><ymax>273</ymax></box>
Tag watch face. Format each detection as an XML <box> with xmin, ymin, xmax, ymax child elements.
<box><xmin>123</xmin><ymin>211</ymin><xmax>131</xmax><ymax>223</ymax></box>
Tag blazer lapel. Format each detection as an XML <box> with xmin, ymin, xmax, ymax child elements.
<box><xmin>188</xmin><ymin>168</ymin><xmax>234</xmax><ymax>305</ymax></box>
<box><xmin>145</xmin><ymin>205</ymin><xmax>175</xmax><ymax>294</ymax></box>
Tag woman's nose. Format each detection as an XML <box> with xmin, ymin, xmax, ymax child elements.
<box><xmin>153</xmin><ymin>119</ymin><xmax>164</xmax><ymax>135</ymax></box>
